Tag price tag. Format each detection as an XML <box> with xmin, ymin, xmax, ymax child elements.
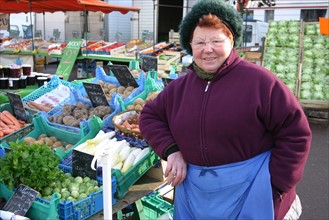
<box><xmin>141</xmin><ymin>55</ymin><xmax>158</xmax><ymax>72</ymax></box>
<box><xmin>109</xmin><ymin>64</ymin><xmax>139</xmax><ymax>88</ymax></box>
<box><xmin>83</xmin><ymin>82</ymin><xmax>109</xmax><ymax>107</ymax></box>
<box><xmin>3</xmin><ymin>184</ymin><xmax>39</xmax><ymax>216</ymax></box>
<box><xmin>162</xmin><ymin>78</ymin><xmax>175</xmax><ymax>87</ymax></box>
<box><xmin>56</xmin><ymin>39</ymin><xmax>82</xmax><ymax>80</ymax></box>
<box><xmin>6</xmin><ymin>92</ymin><xmax>28</xmax><ymax>122</ymax></box>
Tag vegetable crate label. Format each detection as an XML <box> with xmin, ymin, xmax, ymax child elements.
<box><xmin>56</xmin><ymin>39</ymin><xmax>82</xmax><ymax>80</ymax></box>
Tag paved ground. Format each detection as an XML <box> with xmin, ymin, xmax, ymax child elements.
<box><xmin>298</xmin><ymin>122</ymin><xmax>328</xmax><ymax>220</ymax></box>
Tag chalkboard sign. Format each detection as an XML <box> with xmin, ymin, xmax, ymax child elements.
<box><xmin>56</xmin><ymin>39</ymin><xmax>82</xmax><ymax>80</ymax></box>
<box><xmin>83</xmin><ymin>82</ymin><xmax>109</xmax><ymax>107</ymax></box>
<box><xmin>141</xmin><ymin>55</ymin><xmax>158</xmax><ymax>72</ymax></box>
<box><xmin>109</xmin><ymin>64</ymin><xmax>139</xmax><ymax>88</ymax></box>
<box><xmin>162</xmin><ymin>78</ymin><xmax>174</xmax><ymax>87</ymax></box>
<box><xmin>6</xmin><ymin>92</ymin><xmax>28</xmax><ymax>122</ymax></box>
<box><xmin>3</xmin><ymin>184</ymin><xmax>39</xmax><ymax>216</ymax></box>
<box><xmin>72</xmin><ymin>149</ymin><xmax>97</xmax><ymax>179</ymax></box>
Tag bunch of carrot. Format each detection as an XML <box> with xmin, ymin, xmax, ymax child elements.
<box><xmin>0</xmin><ymin>110</ymin><xmax>28</xmax><ymax>138</ymax></box>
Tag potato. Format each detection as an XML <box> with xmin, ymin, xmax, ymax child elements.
<box><xmin>52</xmin><ymin>141</ymin><xmax>63</xmax><ymax>148</ymax></box>
<box><xmin>117</xmin><ymin>86</ymin><xmax>126</xmax><ymax>94</ymax></box>
<box><xmin>134</xmin><ymin>98</ymin><xmax>145</xmax><ymax>106</ymax></box>
<box><xmin>23</xmin><ymin>137</ymin><xmax>36</xmax><ymax>145</ymax></box>
<box><xmin>134</xmin><ymin>104</ymin><xmax>143</xmax><ymax>111</ymax></box>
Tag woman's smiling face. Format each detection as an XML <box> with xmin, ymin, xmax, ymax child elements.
<box><xmin>191</xmin><ymin>26</ymin><xmax>233</xmax><ymax>73</ymax></box>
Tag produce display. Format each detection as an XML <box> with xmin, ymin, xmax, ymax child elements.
<box><xmin>263</xmin><ymin>20</ymin><xmax>301</xmax><ymax>95</ymax></box>
<box><xmin>23</xmin><ymin>134</ymin><xmax>74</xmax><ymax>151</ymax></box>
<box><xmin>24</xmin><ymin>84</ymin><xmax>71</xmax><ymax>112</ymax></box>
<box><xmin>0</xmin><ymin>110</ymin><xmax>29</xmax><ymax>138</ymax></box>
<box><xmin>75</xmin><ymin>130</ymin><xmax>150</xmax><ymax>174</ymax></box>
<box><xmin>299</xmin><ymin>23</ymin><xmax>329</xmax><ymax>101</ymax></box>
<box><xmin>48</xmin><ymin>102</ymin><xmax>111</xmax><ymax>127</ymax></box>
<box><xmin>126</xmin><ymin>91</ymin><xmax>160</xmax><ymax>111</ymax></box>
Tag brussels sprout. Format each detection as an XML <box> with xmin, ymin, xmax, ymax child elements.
<box><xmin>42</xmin><ymin>187</ymin><xmax>53</xmax><ymax>196</ymax></box>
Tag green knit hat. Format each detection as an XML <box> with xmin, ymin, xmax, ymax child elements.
<box><xmin>179</xmin><ymin>0</ymin><xmax>243</xmax><ymax>54</ymax></box>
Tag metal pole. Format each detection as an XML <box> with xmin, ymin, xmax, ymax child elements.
<box><xmin>43</xmin><ymin>12</ymin><xmax>45</xmax><ymax>40</ymax></box>
<box><xmin>29</xmin><ymin>1</ymin><xmax>34</xmax><ymax>50</ymax></box>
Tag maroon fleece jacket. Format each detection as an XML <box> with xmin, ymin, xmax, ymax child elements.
<box><xmin>139</xmin><ymin>49</ymin><xmax>312</xmax><ymax>219</ymax></box>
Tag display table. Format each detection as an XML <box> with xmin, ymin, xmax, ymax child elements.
<box><xmin>88</xmin><ymin>173</ymin><xmax>166</xmax><ymax>219</ymax></box>
<box><xmin>0</xmin><ymin>85</ymin><xmax>38</xmax><ymax>104</ymax></box>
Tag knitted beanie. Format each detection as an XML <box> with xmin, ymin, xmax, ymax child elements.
<box><xmin>179</xmin><ymin>0</ymin><xmax>243</xmax><ymax>54</ymax></box>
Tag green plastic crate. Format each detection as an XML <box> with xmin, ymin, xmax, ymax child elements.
<box><xmin>141</xmin><ymin>192</ymin><xmax>174</xmax><ymax>220</ymax></box>
<box><xmin>1</xmin><ymin>114</ymin><xmax>103</xmax><ymax>160</ymax></box>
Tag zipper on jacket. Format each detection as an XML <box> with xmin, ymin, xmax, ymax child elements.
<box><xmin>204</xmin><ymin>81</ymin><xmax>211</xmax><ymax>92</ymax></box>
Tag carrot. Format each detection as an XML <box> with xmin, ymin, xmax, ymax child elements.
<box><xmin>0</xmin><ymin>112</ymin><xmax>14</xmax><ymax>126</ymax></box>
<box><xmin>17</xmin><ymin>120</ymin><xmax>26</xmax><ymax>127</ymax></box>
<box><xmin>0</xmin><ymin>119</ymin><xmax>9</xmax><ymax>129</ymax></box>
<box><xmin>2</xmin><ymin>128</ymin><xmax>15</xmax><ymax>135</ymax></box>
<box><xmin>2</xmin><ymin>111</ymin><xmax>20</xmax><ymax>127</ymax></box>
<box><xmin>29</xmin><ymin>101</ymin><xmax>52</xmax><ymax>112</ymax></box>
<box><xmin>7</xmin><ymin>124</ymin><xmax>20</xmax><ymax>131</ymax></box>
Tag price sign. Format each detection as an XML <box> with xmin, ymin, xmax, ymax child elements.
<box><xmin>109</xmin><ymin>64</ymin><xmax>139</xmax><ymax>88</ymax></box>
<box><xmin>0</xmin><ymin>14</ymin><xmax>9</xmax><ymax>31</ymax></box>
<box><xmin>3</xmin><ymin>184</ymin><xmax>39</xmax><ymax>216</ymax></box>
<box><xmin>83</xmin><ymin>82</ymin><xmax>109</xmax><ymax>107</ymax></box>
<box><xmin>141</xmin><ymin>55</ymin><xmax>158</xmax><ymax>72</ymax></box>
<box><xmin>162</xmin><ymin>78</ymin><xmax>175</xmax><ymax>87</ymax></box>
<box><xmin>56</xmin><ymin>39</ymin><xmax>82</xmax><ymax>80</ymax></box>
<box><xmin>6</xmin><ymin>92</ymin><xmax>28</xmax><ymax>122</ymax></box>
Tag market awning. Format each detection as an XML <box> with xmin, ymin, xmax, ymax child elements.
<box><xmin>0</xmin><ymin>0</ymin><xmax>140</xmax><ymax>14</ymax></box>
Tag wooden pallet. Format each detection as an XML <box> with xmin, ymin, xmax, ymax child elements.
<box><xmin>303</xmin><ymin>108</ymin><xmax>329</xmax><ymax>126</ymax></box>
<box><xmin>299</xmin><ymin>100</ymin><xmax>329</xmax><ymax>110</ymax></box>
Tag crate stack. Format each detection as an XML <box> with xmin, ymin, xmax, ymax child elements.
<box><xmin>262</xmin><ymin>20</ymin><xmax>329</xmax><ymax>125</ymax></box>
<box><xmin>298</xmin><ymin>22</ymin><xmax>329</xmax><ymax>125</ymax></box>
<box><xmin>168</xmin><ymin>30</ymin><xmax>180</xmax><ymax>45</ymax></box>
<box><xmin>262</xmin><ymin>20</ymin><xmax>302</xmax><ymax>97</ymax></box>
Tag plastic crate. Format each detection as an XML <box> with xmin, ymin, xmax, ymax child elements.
<box><xmin>1</xmin><ymin>114</ymin><xmax>103</xmax><ymax>160</ymax></box>
<box><xmin>57</xmin><ymin>164</ymin><xmax>116</xmax><ymax>220</ymax></box>
<box><xmin>141</xmin><ymin>192</ymin><xmax>174</xmax><ymax>220</ymax></box>
<box><xmin>97</xmin><ymin>149</ymin><xmax>160</xmax><ymax>199</ymax></box>
<box><xmin>0</xmin><ymin>103</ymin><xmax>34</xmax><ymax>144</ymax></box>
<box><xmin>22</xmin><ymin>75</ymin><xmax>83</xmax><ymax>113</ymax></box>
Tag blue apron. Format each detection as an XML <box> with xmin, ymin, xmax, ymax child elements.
<box><xmin>174</xmin><ymin>150</ymin><xmax>274</xmax><ymax>219</ymax></box>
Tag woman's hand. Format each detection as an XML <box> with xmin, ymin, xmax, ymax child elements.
<box><xmin>165</xmin><ymin>151</ymin><xmax>187</xmax><ymax>187</ymax></box>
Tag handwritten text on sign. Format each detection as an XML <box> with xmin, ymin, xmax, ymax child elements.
<box><xmin>109</xmin><ymin>65</ymin><xmax>139</xmax><ymax>88</ymax></box>
<box><xmin>56</xmin><ymin>39</ymin><xmax>82</xmax><ymax>80</ymax></box>
<box><xmin>3</xmin><ymin>184</ymin><xmax>39</xmax><ymax>216</ymax></box>
<box><xmin>6</xmin><ymin>92</ymin><xmax>28</xmax><ymax>122</ymax></box>
<box><xmin>83</xmin><ymin>82</ymin><xmax>109</xmax><ymax>107</ymax></box>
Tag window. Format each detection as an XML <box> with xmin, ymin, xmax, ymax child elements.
<box><xmin>265</xmin><ymin>10</ymin><xmax>274</xmax><ymax>22</ymax></box>
<box><xmin>301</xmin><ymin>9</ymin><xmax>327</xmax><ymax>22</ymax></box>
<box><xmin>244</xmin><ymin>25</ymin><xmax>252</xmax><ymax>43</ymax></box>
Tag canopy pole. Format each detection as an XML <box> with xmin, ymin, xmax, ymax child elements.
<box><xmin>138</xmin><ymin>12</ymin><xmax>140</xmax><ymax>40</ymax></box>
<box><xmin>29</xmin><ymin>1</ymin><xmax>34</xmax><ymax>50</ymax></box>
<box><xmin>43</xmin><ymin>12</ymin><xmax>45</xmax><ymax>40</ymax></box>
<box><xmin>84</xmin><ymin>6</ymin><xmax>88</xmax><ymax>40</ymax></box>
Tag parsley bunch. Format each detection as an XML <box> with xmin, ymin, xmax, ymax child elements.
<box><xmin>0</xmin><ymin>142</ymin><xmax>61</xmax><ymax>192</ymax></box>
